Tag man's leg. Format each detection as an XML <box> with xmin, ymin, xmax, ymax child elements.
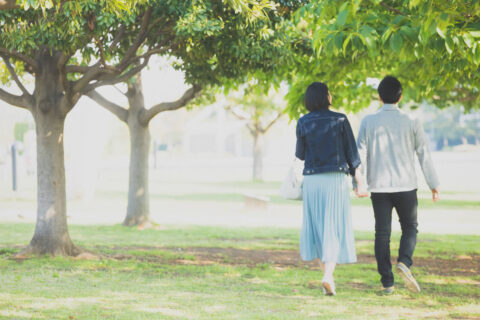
<box><xmin>371</xmin><ymin>192</ymin><xmax>394</xmax><ymax>288</ymax></box>
<box><xmin>392</xmin><ymin>189</ymin><xmax>421</xmax><ymax>292</ymax></box>
<box><xmin>393</xmin><ymin>190</ymin><xmax>418</xmax><ymax>268</ymax></box>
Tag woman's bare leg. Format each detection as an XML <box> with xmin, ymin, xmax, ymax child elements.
<box><xmin>323</xmin><ymin>262</ymin><xmax>336</xmax><ymax>280</ymax></box>
<box><xmin>318</xmin><ymin>259</ymin><xmax>325</xmax><ymax>272</ymax></box>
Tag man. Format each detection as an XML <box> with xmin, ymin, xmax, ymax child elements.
<box><xmin>356</xmin><ymin>76</ymin><xmax>440</xmax><ymax>294</ymax></box>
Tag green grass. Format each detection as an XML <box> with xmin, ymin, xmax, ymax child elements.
<box><xmin>95</xmin><ymin>190</ymin><xmax>480</xmax><ymax>210</ymax></box>
<box><xmin>1</xmin><ymin>224</ymin><xmax>479</xmax><ymax>319</ymax></box>
<box><xmin>3</xmin><ymin>180</ymin><xmax>479</xmax><ymax>211</ymax></box>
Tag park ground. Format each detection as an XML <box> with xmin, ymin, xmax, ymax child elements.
<box><xmin>0</xmin><ymin>152</ymin><xmax>479</xmax><ymax>319</ymax></box>
<box><xmin>0</xmin><ymin>224</ymin><xmax>479</xmax><ymax>319</ymax></box>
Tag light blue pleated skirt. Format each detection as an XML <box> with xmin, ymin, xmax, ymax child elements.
<box><xmin>300</xmin><ymin>172</ymin><xmax>357</xmax><ymax>264</ymax></box>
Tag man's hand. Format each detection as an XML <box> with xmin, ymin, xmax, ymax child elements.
<box><xmin>432</xmin><ymin>188</ymin><xmax>440</xmax><ymax>202</ymax></box>
<box><xmin>355</xmin><ymin>188</ymin><xmax>369</xmax><ymax>198</ymax></box>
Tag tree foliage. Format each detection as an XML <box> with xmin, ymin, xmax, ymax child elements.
<box><xmin>226</xmin><ymin>83</ymin><xmax>285</xmax><ymax>134</ymax></box>
<box><xmin>0</xmin><ymin>0</ymin><xmax>303</xmax><ymax>96</ymax></box>
<box><xmin>285</xmin><ymin>0</ymin><xmax>480</xmax><ymax>118</ymax></box>
<box><xmin>422</xmin><ymin>104</ymin><xmax>480</xmax><ymax>148</ymax></box>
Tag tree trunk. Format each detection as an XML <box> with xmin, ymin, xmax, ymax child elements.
<box><xmin>252</xmin><ymin>131</ymin><xmax>264</xmax><ymax>181</ymax></box>
<box><xmin>124</xmin><ymin>118</ymin><xmax>151</xmax><ymax>226</ymax></box>
<box><xmin>26</xmin><ymin>49</ymin><xmax>80</xmax><ymax>256</ymax></box>
<box><xmin>123</xmin><ymin>75</ymin><xmax>151</xmax><ymax>226</ymax></box>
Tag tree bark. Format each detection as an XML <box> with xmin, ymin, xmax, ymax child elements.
<box><xmin>123</xmin><ymin>75</ymin><xmax>151</xmax><ymax>226</ymax></box>
<box><xmin>26</xmin><ymin>50</ymin><xmax>80</xmax><ymax>256</ymax></box>
<box><xmin>252</xmin><ymin>129</ymin><xmax>264</xmax><ymax>181</ymax></box>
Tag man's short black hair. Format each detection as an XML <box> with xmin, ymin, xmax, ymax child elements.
<box><xmin>305</xmin><ymin>82</ymin><xmax>330</xmax><ymax>111</ymax></box>
<box><xmin>378</xmin><ymin>76</ymin><xmax>402</xmax><ymax>104</ymax></box>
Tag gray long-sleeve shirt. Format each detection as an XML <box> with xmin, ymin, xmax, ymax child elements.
<box><xmin>357</xmin><ymin>104</ymin><xmax>440</xmax><ymax>192</ymax></box>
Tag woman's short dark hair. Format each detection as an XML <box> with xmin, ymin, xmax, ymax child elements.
<box><xmin>378</xmin><ymin>76</ymin><xmax>402</xmax><ymax>104</ymax></box>
<box><xmin>305</xmin><ymin>82</ymin><xmax>330</xmax><ymax>111</ymax></box>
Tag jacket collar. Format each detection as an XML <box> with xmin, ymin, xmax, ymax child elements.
<box><xmin>380</xmin><ymin>104</ymin><xmax>399</xmax><ymax>111</ymax></box>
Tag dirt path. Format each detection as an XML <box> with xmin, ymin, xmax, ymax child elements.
<box><xmin>103</xmin><ymin>246</ymin><xmax>480</xmax><ymax>277</ymax></box>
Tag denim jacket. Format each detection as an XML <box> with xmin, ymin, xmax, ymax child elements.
<box><xmin>295</xmin><ymin>110</ymin><xmax>360</xmax><ymax>176</ymax></box>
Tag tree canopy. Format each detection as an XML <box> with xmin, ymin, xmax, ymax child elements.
<box><xmin>285</xmin><ymin>0</ymin><xmax>480</xmax><ymax>118</ymax></box>
<box><xmin>0</xmin><ymin>0</ymin><xmax>302</xmax><ymax>100</ymax></box>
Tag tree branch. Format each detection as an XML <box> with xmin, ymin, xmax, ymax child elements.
<box><xmin>81</xmin><ymin>61</ymin><xmax>147</xmax><ymax>94</ymax></box>
<box><xmin>118</xmin><ymin>7</ymin><xmax>153</xmax><ymax>70</ymax></box>
<box><xmin>262</xmin><ymin>112</ymin><xmax>282</xmax><ymax>133</ymax></box>
<box><xmin>379</xmin><ymin>2</ymin><xmax>403</xmax><ymax>15</ymax></box>
<box><xmin>0</xmin><ymin>48</ymin><xmax>37</xmax><ymax>71</ymax></box>
<box><xmin>112</xmin><ymin>84</ymin><xmax>127</xmax><ymax>97</ymax></box>
<box><xmin>86</xmin><ymin>90</ymin><xmax>128</xmax><ymax>122</ymax></box>
<box><xmin>109</xmin><ymin>24</ymin><xmax>126</xmax><ymax>50</ymax></box>
<box><xmin>246</xmin><ymin>124</ymin><xmax>256</xmax><ymax>136</ymax></box>
<box><xmin>94</xmin><ymin>35</ymin><xmax>115</xmax><ymax>70</ymax></box>
<box><xmin>71</xmin><ymin>21</ymin><xmax>164</xmax><ymax>95</ymax></box>
<box><xmin>1</xmin><ymin>55</ymin><xmax>30</xmax><ymax>96</ymax></box>
<box><xmin>226</xmin><ymin>106</ymin><xmax>250</xmax><ymax>121</ymax></box>
<box><xmin>226</xmin><ymin>106</ymin><xmax>256</xmax><ymax>135</ymax></box>
<box><xmin>139</xmin><ymin>85</ymin><xmax>201</xmax><ymax>125</ymax></box>
<box><xmin>119</xmin><ymin>47</ymin><xmax>166</xmax><ymax>68</ymax></box>
<box><xmin>71</xmin><ymin>62</ymin><xmax>114</xmax><ymax>93</ymax></box>
<box><xmin>65</xmin><ymin>65</ymin><xmax>91</xmax><ymax>73</ymax></box>
<box><xmin>80</xmin><ymin>47</ymin><xmax>164</xmax><ymax>94</ymax></box>
<box><xmin>0</xmin><ymin>88</ymin><xmax>31</xmax><ymax>109</ymax></box>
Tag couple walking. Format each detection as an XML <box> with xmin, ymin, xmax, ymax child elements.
<box><xmin>295</xmin><ymin>76</ymin><xmax>440</xmax><ymax>296</ymax></box>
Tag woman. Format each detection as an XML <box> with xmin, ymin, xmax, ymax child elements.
<box><xmin>295</xmin><ymin>82</ymin><xmax>365</xmax><ymax>296</ymax></box>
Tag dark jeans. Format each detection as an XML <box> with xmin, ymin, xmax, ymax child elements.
<box><xmin>371</xmin><ymin>190</ymin><xmax>418</xmax><ymax>288</ymax></box>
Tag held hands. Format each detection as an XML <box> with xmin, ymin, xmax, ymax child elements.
<box><xmin>432</xmin><ymin>188</ymin><xmax>440</xmax><ymax>202</ymax></box>
<box><xmin>355</xmin><ymin>188</ymin><xmax>369</xmax><ymax>198</ymax></box>
<box><xmin>354</xmin><ymin>171</ymin><xmax>369</xmax><ymax>198</ymax></box>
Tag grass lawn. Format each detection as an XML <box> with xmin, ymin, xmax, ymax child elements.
<box><xmin>0</xmin><ymin>224</ymin><xmax>479</xmax><ymax>319</ymax></box>
<box><xmin>92</xmin><ymin>180</ymin><xmax>480</xmax><ymax>211</ymax></box>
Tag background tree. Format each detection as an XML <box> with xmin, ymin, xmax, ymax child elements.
<box><xmin>85</xmin><ymin>0</ymin><xmax>304</xmax><ymax>226</ymax></box>
<box><xmin>225</xmin><ymin>85</ymin><xmax>285</xmax><ymax>181</ymax></box>
<box><xmin>284</xmin><ymin>0</ymin><xmax>480</xmax><ymax>117</ymax></box>
<box><xmin>421</xmin><ymin>104</ymin><xmax>480</xmax><ymax>149</ymax></box>
<box><xmin>87</xmin><ymin>74</ymin><xmax>200</xmax><ymax>227</ymax></box>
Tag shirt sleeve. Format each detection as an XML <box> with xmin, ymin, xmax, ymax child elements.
<box><xmin>342</xmin><ymin>116</ymin><xmax>361</xmax><ymax>176</ymax></box>
<box><xmin>414</xmin><ymin>118</ymin><xmax>440</xmax><ymax>190</ymax></box>
<box><xmin>295</xmin><ymin>120</ymin><xmax>305</xmax><ymax>160</ymax></box>
<box><xmin>354</xmin><ymin>118</ymin><xmax>368</xmax><ymax>189</ymax></box>
<box><xmin>356</xmin><ymin>118</ymin><xmax>368</xmax><ymax>176</ymax></box>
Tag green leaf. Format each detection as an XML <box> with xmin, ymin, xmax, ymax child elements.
<box><xmin>343</xmin><ymin>33</ymin><xmax>353</xmax><ymax>52</ymax></box>
<box><xmin>436</xmin><ymin>26</ymin><xmax>446</xmax><ymax>39</ymax></box>
<box><xmin>334</xmin><ymin>32</ymin><xmax>344</xmax><ymax>51</ymax></box>
<box><xmin>392</xmin><ymin>15</ymin><xmax>406</xmax><ymax>25</ymax></box>
<box><xmin>381</xmin><ymin>28</ymin><xmax>393</xmax><ymax>44</ymax></box>
<box><xmin>336</xmin><ymin>10</ymin><xmax>348</xmax><ymax>27</ymax></box>
<box><xmin>470</xmin><ymin>31</ymin><xmax>480</xmax><ymax>38</ymax></box>
<box><xmin>409</xmin><ymin>0</ymin><xmax>421</xmax><ymax>8</ymax></box>
<box><xmin>389</xmin><ymin>33</ymin><xmax>403</xmax><ymax>52</ymax></box>
<box><xmin>463</xmin><ymin>33</ymin><xmax>474</xmax><ymax>48</ymax></box>
<box><xmin>445</xmin><ymin>36</ymin><xmax>454</xmax><ymax>54</ymax></box>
